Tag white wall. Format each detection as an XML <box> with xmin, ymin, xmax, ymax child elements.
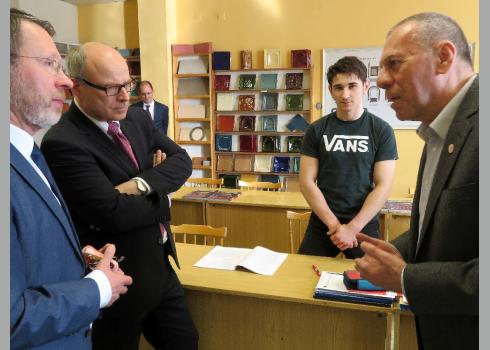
<box><xmin>15</xmin><ymin>0</ymin><xmax>79</xmax><ymax>44</ymax></box>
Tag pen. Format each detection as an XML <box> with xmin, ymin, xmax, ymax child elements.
<box><xmin>312</xmin><ymin>264</ymin><xmax>321</xmax><ymax>277</ymax></box>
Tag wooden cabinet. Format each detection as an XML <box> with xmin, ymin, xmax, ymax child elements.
<box><xmin>172</xmin><ymin>53</ymin><xmax>215</xmax><ymax>177</ymax></box>
<box><xmin>213</xmin><ymin>67</ymin><xmax>312</xmax><ymax>186</ymax></box>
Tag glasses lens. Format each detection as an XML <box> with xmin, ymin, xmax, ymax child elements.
<box><xmin>106</xmin><ymin>86</ymin><xmax>120</xmax><ymax>96</ymax></box>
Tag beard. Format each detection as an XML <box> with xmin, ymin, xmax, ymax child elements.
<box><xmin>10</xmin><ymin>66</ymin><xmax>62</xmax><ymax>129</ymax></box>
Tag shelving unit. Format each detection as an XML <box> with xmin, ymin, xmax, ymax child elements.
<box><xmin>126</xmin><ymin>55</ymin><xmax>141</xmax><ymax>104</ymax></box>
<box><xmin>212</xmin><ymin>66</ymin><xmax>313</xmax><ymax>186</ymax></box>
<box><xmin>172</xmin><ymin>53</ymin><xmax>215</xmax><ymax>178</ymax></box>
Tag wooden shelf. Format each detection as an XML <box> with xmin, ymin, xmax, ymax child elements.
<box><xmin>214</xmin><ymin>67</ymin><xmax>311</xmax><ymax>72</ymax></box>
<box><xmin>193</xmin><ymin>165</ymin><xmax>212</xmax><ymax>170</ymax></box>
<box><xmin>175</xmin><ymin>94</ymin><xmax>210</xmax><ymax>99</ymax></box>
<box><xmin>175</xmin><ymin>73</ymin><xmax>210</xmax><ymax>78</ymax></box>
<box><xmin>177</xmin><ymin>140</ymin><xmax>211</xmax><ymax>145</ymax></box>
<box><xmin>215</xmin><ymin>110</ymin><xmax>310</xmax><ymax>114</ymax></box>
<box><xmin>177</xmin><ymin>118</ymin><xmax>211</xmax><ymax>122</ymax></box>
<box><xmin>215</xmin><ymin>131</ymin><xmax>304</xmax><ymax>136</ymax></box>
<box><xmin>216</xmin><ymin>170</ymin><xmax>299</xmax><ymax>177</ymax></box>
<box><xmin>216</xmin><ymin>89</ymin><xmax>311</xmax><ymax>93</ymax></box>
<box><xmin>216</xmin><ymin>151</ymin><xmax>301</xmax><ymax>156</ymax></box>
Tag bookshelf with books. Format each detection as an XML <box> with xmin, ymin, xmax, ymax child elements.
<box><xmin>213</xmin><ymin>66</ymin><xmax>313</xmax><ymax>185</ymax></box>
<box><xmin>172</xmin><ymin>52</ymin><xmax>215</xmax><ymax>177</ymax></box>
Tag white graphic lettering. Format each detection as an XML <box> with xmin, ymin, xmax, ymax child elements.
<box><xmin>323</xmin><ymin>135</ymin><xmax>370</xmax><ymax>153</ymax></box>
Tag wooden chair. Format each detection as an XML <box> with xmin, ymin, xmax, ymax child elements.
<box><xmin>286</xmin><ymin>210</ymin><xmax>311</xmax><ymax>253</ymax></box>
<box><xmin>238</xmin><ymin>180</ymin><xmax>282</xmax><ymax>191</ymax></box>
<box><xmin>186</xmin><ymin>177</ymin><xmax>224</xmax><ymax>188</ymax></box>
<box><xmin>170</xmin><ymin>224</ymin><xmax>227</xmax><ymax>246</ymax></box>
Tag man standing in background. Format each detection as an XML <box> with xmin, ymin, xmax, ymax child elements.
<box><xmin>10</xmin><ymin>8</ymin><xmax>132</xmax><ymax>349</ymax></box>
<box><xmin>131</xmin><ymin>80</ymin><xmax>169</xmax><ymax>135</ymax></box>
<box><xmin>355</xmin><ymin>12</ymin><xmax>478</xmax><ymax>349</ymax></box>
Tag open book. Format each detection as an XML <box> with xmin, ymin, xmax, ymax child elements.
<box><xmin>313</xmin><ymin>272</ymin><xmax>398</xmax><ymax>306</ymax></box>
<box><xmin>194</xmin><ymin>245</ymin><xmax>288</xmax><ymax>276</ymax></box>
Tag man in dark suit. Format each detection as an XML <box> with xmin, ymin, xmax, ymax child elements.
<box><xmin>131</xmin><ymin>80</ymin><xmax>169</xmax><ymax>135</ymax></box>
<box><xmin>42</xmin><ymin>42</ymin><xmax>198</xmax><ymax>350</ymax></box>
<box><xmin>10</xmin><ymin>8</ymin><xmax>132</xmax><ymax>349</ymax></box>
<box><xmin>354</xmin><ymin>13</ymin><xmax>478</xmax><ymax>350</ymax></box>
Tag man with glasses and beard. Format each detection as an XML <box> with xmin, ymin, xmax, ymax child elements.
<box><xmin>10</xmin><ymin>8</ymin><xmax>132</xmax><ymax>349</ymax></box>
<box><xmin>41</xmin><ymin>42</ymin><xmax>198</xmax><ymax>350</ymax></box>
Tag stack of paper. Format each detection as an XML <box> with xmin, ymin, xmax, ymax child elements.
<box><xmin>314</xmin><ymin>272</ymin><xmax>397</xmax><ymax>306</ymax></box>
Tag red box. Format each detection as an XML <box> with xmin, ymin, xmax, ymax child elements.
<box><xmin>171</xmin><ymin>44</ymin><xmax>194</xmax><ymax>55</ymax></box>
<box><xmin>194</xmin><ymin>42</ymin><xmax>213</xmax><ymax>53</ymax></box>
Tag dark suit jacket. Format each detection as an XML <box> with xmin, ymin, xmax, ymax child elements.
<box><xmin>10</xmin><ymin>144</ymin><xmax>99</xmax><ymax>349</ymax></box>
<box><xmin>131</xmin><ymin>100</ymin><xmax>169</xmax><ymax>135</ymax></box>
<box><xmin>392</xmin><ymin>76</ymin><xmax>478</xmax><ymax>350</ymax></box>
<box><xmin>41</xmin><ymin>104</ymin><xmax>192</xmax><ymax>318</ymax></box>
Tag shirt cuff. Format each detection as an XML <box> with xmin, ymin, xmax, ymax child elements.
<box><xmin>85</xmin><ymin>269</ymin><xmax>112</xmax><ymax>308</ymax></box>
<box><xmin>400</xmin><ymin>265</ymin><xmax>407</xmax><ymax>297</ymax></box>
<box><xmin>133</xmin><ymin>176</ymin><xmax>152</xmax><ymax>194</ymax></box>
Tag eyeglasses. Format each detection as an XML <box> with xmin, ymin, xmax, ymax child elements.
<box><xmin>11</xmin><ymin>55</ymin><xmax>65</xmax><ymax>75</ymax></box>
<box><xmin>80</xmin><ymin>78</ymin><xmax>135</xmax><ymax>96</ymax></box>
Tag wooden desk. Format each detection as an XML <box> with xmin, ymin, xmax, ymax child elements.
<box><xmin>169</xmin><ymin>243</ymin><xmax>417</xmax><ymax>350</ymax></box>
<box><xmin>171</xmin><ymin>187</ymin><xmax>411</xmax><ymax>251</ymax></box>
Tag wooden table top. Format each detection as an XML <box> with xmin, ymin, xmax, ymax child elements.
<box><xmin>172</xmin><ymin>243</ymin><xmax>395</xmax><ymax>313</ymax></box>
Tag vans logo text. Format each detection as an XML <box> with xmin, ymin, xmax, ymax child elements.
<box><xmin>323</xmin><ymin>135</ymin><xmax>369</xmax><ymax>152</ymax></box>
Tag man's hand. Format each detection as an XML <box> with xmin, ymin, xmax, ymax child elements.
<box><xmin>115</xmin><ymin>179</ymin><xmax>140</xmax><ymax>195</ymax></box>
<box><xmin>354</xmin><ymin>233</ymin><xmax>406</xmax><ymax>292</ymax></box>
<box><xmin>153</xmin><ymin>149</ymin><xmax>166</xmax><ymax>167</ymax></box>
<box><xmin>95</xmin><ymin>244</ymin><xmax>133</xmax><ymax>307</ymax></box>
<box><xmin>329</xmin><ymin>223</ymin><xmax>359</xmax><ymax>250</ymax></box>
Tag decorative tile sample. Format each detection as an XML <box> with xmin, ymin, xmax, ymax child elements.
<box><xmin>264</xmin><ymin>49</ymin><xmax>281</xmax><ymax>69</ymax></box>
<box><xmin>234</xmin><ymin>154</ymin><xmax>253</xmax><ymax>172</ymax></box>
<box><xmin>260</xmin><ymin>73</ymin><xmax>278</xmax><ymax>89</ymax></box>
<box><xmin>238</xmin><ymin>115</ymin><xmax>256</xmax><ymax>131</ymax></box>
<box><xmin>286</xmin><ymin>114</ymin><xmax>310</xmax><ymax>132</ymax></box>
<box><xmin>216</xmin><ymin>93</ymin><xmax>234</xmax><ymax>111</ymax></box>
<box><xmin>292</xmin><ymin>157</ymin><xmax>300</xmax><ymax>173</ymax></box>
<box><xmin>217</xmin><ymin>154</ymin><xmax>234</xmax><ymax>171</ymax></box>
<box><xmin>261</xmin><ymin>115</ymin><xmax>278</xmax><ymax>131</ymax></box>
<box><xmin>215</xmin><ymin>134</ymin><xmax>232</xmax><ymax>151</ymax></box>
<box><xmin>177</xmin><ymin>56</ymin><xmax>208</xmax><ymax>74</ymax></box>
<box><xmin>177</xmin><ymin>77</ymin><xmax>208</xmax><ymax>95</ymax></box>
<box><xmin>218</xmin><ymin>115</ymin><xmax>235</xmax><ymax>132</ymax></box>
<box><xmin>189</xmin><ymin>126</ymin><xmax>207</xmax><ymax>141</ymax></box>
<box><xmin>177</xmin><ymin>105</ymin><xmax>206</xmax><ymax>118</ymax></box>
<box><xmin>273</xmin><ymin>156</ymin><xmax>290</xmax><ymax>173</ymax></box>
<box><xmin>254</xmin><ymin>155</ymin><xmax>273</xmax><ymax>172</ymax></box>
<box><xmin>239</xmin><ymin>135</ymin><xmax>258</xmax><ymax>152</ymax></box>
<box><xmin>287</xmin><ymin>136</ymin><xmax>303</xmax><ymax>152</ymax></box>
<box><xmin>285</xmin><ymin>94</ymin><xmax>304</xmax><ymax>111</ymax></box>
<box><xmin>291</xmin><ymin>49</ymin><xmax>311</xmax><ymax>68</ymax></box>
<box><xmin>261</xmin><ymin>135</ymin><xmax>280</xmax><ymax>152</ymax></box>
<box><xmin>212</xmin><ymin>51</ymin><xmax>231</xmax><ymax>70</ymax></box>
<box><xmin>215</xmin><ymin>75</ymin><xmax>231</xmax><ymax>91</ymax></box>
<box><xmin>179</xmin><ymin>127</ymin><xmax>193</xmax><ymax>141</ymax></box>
<box><xmin>238</xmin><ymin>95</ymin><xmax>255</xmax><ymax>111</ymax></box>
<box><xmin>261</xmin><ymin>92</ymin><xmax>278</xmax><ymax>111</ymax></box>
<box><xmin>241</xmin><ymin>50</ymin><xmax>252</xmax><ymax>69</ymax></box>
<box><xmin>238</xmin><ymin>74</ymin><xmax>257</xmax><ymax>90</ymax></box>
<box><xmin>285</xmin><ymin>73</ymin><xmax>303</xmax><ymax>90</ymax></box>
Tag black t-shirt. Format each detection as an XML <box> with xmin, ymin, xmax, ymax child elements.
<box><xmin>301</xmin><ymin>110</ymin><xmax>398</xmax><ymax>220</ymax></box>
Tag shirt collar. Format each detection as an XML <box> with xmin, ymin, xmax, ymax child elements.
<box><xmin>74</xmin><ymin>97</ymin><xmax>119</xmax><ymax>135</ymax></box>
<box><xmin>144</xmin><ymin>100</ymin><xmax>154</xmax><ymax>108</ymax></box>
<box><xmin>417</xmin><ymin>74</ymin><xmax>476</xmax><ymax>143</ymax></box>
<box><xmin>10</xmin><ymin>123</ymin><xmax>35</xmax><ymax>160</ymax></box>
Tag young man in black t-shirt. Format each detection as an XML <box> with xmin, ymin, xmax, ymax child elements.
<box><xmin>298</xmin><ymin>56</ymin><xmax>398</xmax><ymax>258</ymax></box>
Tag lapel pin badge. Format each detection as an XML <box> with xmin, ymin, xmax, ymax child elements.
<box><xmin>448</xmin><ymin>144</ymin><xmax>454</xmax><ymax>154</ymax></box>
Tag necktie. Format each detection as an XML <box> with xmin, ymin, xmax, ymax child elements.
<box><xmin>145</xmin><ymin>105</ymin><xmax>152</xmax><ymax>120</ymax></box>
<box><xmin>31</xmin><ymin>145</ymin><xmax>61</xmax><ymax>203</ymax></box>
<box><xmin>107</xmin><ymin>121</ymin><xmax>140</xmax><ymax>170</ymax></box>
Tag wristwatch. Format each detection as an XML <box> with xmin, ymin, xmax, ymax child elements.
<box><xmin>133</xmin><ymin>177</ymin><xmax>149</xmax><ymax>195</ymax></box>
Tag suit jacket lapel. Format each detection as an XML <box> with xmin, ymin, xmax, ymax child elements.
<box><xmin>416</xmin><ymin>77</ymin><xmax>478</xmax><ymax>255</ymax></box>
<box><xmin>120</xmin><ymin>118</ymin><xmax>145</xmax><ymax>170</ymax></box>
<box><xmin>10</xmin><ymin>144</ymin><xmax>84</xmax><ymax>262</ymax></box>
<box><xmin>69</xmin><ymin>103</ymin><xmax>139</xmax><ymax>174</ymax></box>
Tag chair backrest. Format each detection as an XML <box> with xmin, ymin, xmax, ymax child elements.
<box><xmin>170</xmin><ymin>224</ymin><xmax>228</xmax><ymax>246</ymax></box>
<box><xmin>186</xmin><ymin>177</ymin><xmax>224</xmax><ymax>188</ymax></box>
<box><xmin>286</xmin><ymin>210</ymin><xmax>311</xmax><ymax>253</ymax></box>
<box><xmin>238</xmin><ymin>180</ymin><xmax>282</xmax><ymax>191</ymax></box>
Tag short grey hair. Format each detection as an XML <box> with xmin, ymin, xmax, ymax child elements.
<box><xmin>66</xmin><ymin>45</ymin><xmax>87</xmax><ymax>79</ymax></box>
<box><xmin>389</xmin><ymin>12</ymin><xmax>472</xmax><ymax>65</ymax></box>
